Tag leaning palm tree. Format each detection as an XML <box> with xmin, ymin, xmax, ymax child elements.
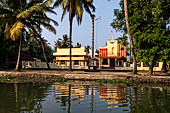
<box><xmin>124</xmin><ymin>0</ymin><xmax>137</xmax><ymax>74</ymax></box>
<box><xmin>53</xmin><ymin>0</ymin><xmax>95</xmax><ymax>70</ymax></box>
<box><xmin>0</xmin><ymin>0</ymin><xmax>57</xmax><ymax>70</ymax></box>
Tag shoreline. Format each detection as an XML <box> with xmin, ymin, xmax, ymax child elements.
<box><xmin>0</xmin><ymin>70</ymin><xmax>170</xmax><ymax>85</ymax></box>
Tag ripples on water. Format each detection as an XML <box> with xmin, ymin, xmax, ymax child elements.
<box><xmin>0</xmin><ymin>81</ymin><xmax>170</xmax><ymax>113</ymax></box>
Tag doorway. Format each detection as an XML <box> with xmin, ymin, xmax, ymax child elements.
<box><xmin>110</xmin><ymin>59</ymin><xmax>115</xmax><ymax>67</ymax></box>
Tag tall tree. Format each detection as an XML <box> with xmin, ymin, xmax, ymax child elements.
<box><xmin>0</xmin><ymin>0</ymin><xmax>57</xmax><ymax>70</ymax></box>
<box><xmin>128</xmin><ymin>0</ymin><xmax>170</xmax><ymax>75</ymax></box>
<box><xmin>111</xmin><ymin>0</ymin><xmax>137</xmax><ymax>74</ymax></box>
<box><xmin>53</xmin><ymin>0</ymin><xmax>95</xmax><ymax>70</ymax></box>
<box><xmin>123</xmin><ymin>0</ymin><xmax>137</xmax><ymax>74</ymax></box>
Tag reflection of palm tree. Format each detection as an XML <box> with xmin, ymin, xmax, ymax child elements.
<box><xmin>68</xmin><ymin>84</ymin><xmax>71</xmax><ymax>113</ymax></box>
<box><xmin>0</xmin><ymin>84</ymin><xmax>49</xmax><ymax>113</ymax></box>
<box><xmin>90</xmin><ymin>85</ymin><xmax>94</xmax><ymax>113</ymax></box>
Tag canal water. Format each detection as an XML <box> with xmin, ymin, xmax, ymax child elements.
<box><xmin>0</xmin><ymin>81</ymin><xmax>170</xmax><ymax>113</ymax></box>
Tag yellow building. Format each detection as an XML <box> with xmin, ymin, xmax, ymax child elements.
<box><xmin>99</xmin><ymin>40</ymin><xmax>126</xmax><ymax>69</ymax></box>
<box><xmin>53</xmin><ymin>47</ymin><xmax>89</xmax><ymax>69</ymax></box>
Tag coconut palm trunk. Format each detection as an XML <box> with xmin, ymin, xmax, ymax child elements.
<box><xmin>69</xmin><ymin>0</ymin><xmax>73</xmax><ymax>71</ymax></box>
<box><xmin>69</xmin><ymin>18</ymin><xmax>73</xmax><ymax>71</ymax></box>
<box><xmin>15</xmin><ymin>35</ymin><xmax>22</xmax><ymax>71</ymax></box>
<box><xmin>15</xmin><ymin>0</ymin><xmax>23</xmax><ymax>71</ymax></box>
<box><xmin>31</xmin><ymin>26</ymin><xmax>51</xmax><ymax>69</ymax></box>
<box><xmin>92</xmin><ymin>14</ymin><xmax>95</xmax><ymax>67</ymax></box>
<box><xmin>39</xmin><ymin>37</ymin><xmax>51</xmax><ymax>69</ymax></box>
<box><xmin>124</xmin><ymin>0</ymin><xmax>137</xmax><ymax>74</ymax></box>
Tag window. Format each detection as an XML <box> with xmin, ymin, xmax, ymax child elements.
<box><xmin>112</xmin><ymin>47</ymin><xmax>114</xmax><ymax>54</ymax></box>
<box><xmin>74</xmin><ymin>60</ymin><xmax>79</xmax><ymax>65</ymax></box>
<box><xmin>102</xmin><ymin>59</ymin><xmax>108</xmax><ymax>65</ymax></box>
<box><xmin>116</xmin><ymin>60</ymin><xmax>123</xmax><ymax>67</ymax></box>
<box><xmin>61</xmin><ymin>60</ymin><xmax>65</xmax><ymax>64</ymax></box>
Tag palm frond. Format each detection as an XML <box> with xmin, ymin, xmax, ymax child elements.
<box><xmin>53</xmin><ymin>0</ymin><xmax>63</xmax><ymax>8</ymax></box>
<box><xmin>44</xmin><ymin>7</ymin><xmax>57</xmax><ymax>15</ymax></box>
<box><xmin>75</xmin><ymin>0</ymin><xmax>83</xmax><ymax>24</ymax></box>
<box><xmin>43</xmin><ymin>0</ymin><xmax>53</xmax><ymax>7</ymax></box>
<box><xmin>61</xmin><ymin>7</ymin><xmax>67</xmax><ymax>21</ymax></box>
<box><xmin>10</xmin><ymin>21</ymin><xmax>25</xmax><ymax>40</ymax></box>
<box><xmin>0</xmin><ymin>7</ymin><xmax>14</xmax><ymax>15</ymax></box>
<box><xmin>16</xmin><ymin>10</ymin><xmax>31</xmax><ymax>19</ymax></box>
<box><xmin>39</xmin><ymin>21</ymin><xmax>56</xmax><ymax>34</ymax></box>
<box><xmin>29</xmin><ymin>5</ymin><xmax>43</xmax><ymax>13</ymax></box>
<box><xmin>4</xmin><ymin>23</ymin><xmax>10</xmax><ymax>40</ymax></box>
<box><xmin>42</xmin><ymin>15</ymin><xmax>59</xmax><ymax>26</ymax></box>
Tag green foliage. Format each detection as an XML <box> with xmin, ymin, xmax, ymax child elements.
<box><xmin>53</xmin><ymin>0</ymin><xmax>95</xmax><ymax>24</ymax></box>
<box><xmin>22</xmin><ymin>33</ymin><xmax>54</xmax><ymax>62</ymax></box>
<box><xmin>112</xmin><ymin>0</ymin><xmax>170</xmax><ymax>69</ymax></box>
<box><xmin>0</xmin><ymin>0</ymin><xmax>58</xmax><ymax>69</ymax></box>
<box><xmin>96</xmin><ymin>79</ymin><xmax>132</xmax><ymax>85</ymax></box>
<box><xmin>50</xmin><ymin>78</ymin><xmax>67</xmax><ymax>82</ymax></box>
<box><xmin>54</xmin><ymin>34</ymin><xmax>83</xmax><ymax>50</ymax></box>
<box><xmin>54</xmin><ymin>34</ymin><xmax>70</xmax><ymax>49</ymax></box>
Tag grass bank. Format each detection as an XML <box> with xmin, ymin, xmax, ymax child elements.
<box><xmin>0</xmin><ymin>70</ymin><xmax>170</xmax><ymax>85</ymax></box>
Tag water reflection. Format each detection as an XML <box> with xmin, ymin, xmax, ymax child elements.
<box><xmin>99</xmin><ymin>84</ymin><xmax>127</xmax><ymax>109</ymax></box>
<box><xmin>53</xmin><ymin>82</ymin><xmax>128</xmax><ymax>113</ymax></box>
<box><xmin>129</xmin><ymin>86</ymin><xmax>170</xmax><ymax>113</ymax></box>
<box><xmin>0</xmin><ymin>83</ymin><xmax>49</xmax><ymax>113</ymax></box>
<box><xmin>1</xmin><ymin>82</ymin><xmax>170</xmax><ymax>113</ymax></box>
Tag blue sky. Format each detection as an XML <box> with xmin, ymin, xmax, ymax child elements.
<box><xmin>42</xmin><ymin>0</ymin><xmax>121</xmax><ymax>49</ymax></box>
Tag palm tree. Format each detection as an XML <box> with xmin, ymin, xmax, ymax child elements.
<box><xmin>53</xmin><ymin>0</ymin><xmax>95</xmax><ymax>70</ymax></box>
<box><xmin>54</xmin><ymin>34</ymin><xmax>70</xmax><ymax>49</ymax></box>
<box><xmin>123</xmin><ymin>0</ymin><xmax>137</xmax><ymax>74</ymax></box>
<box><xmin>0</xmin><ymin>0</ymin><xmax>57</xmax><ymax>70</ymax></box>
<box><xmin>91</xmin><ymin>14</ymin><xmax>95</xmax><ymax>67</ymax></box>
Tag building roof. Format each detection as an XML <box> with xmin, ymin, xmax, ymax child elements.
<box><xmin>53</xmin><ymin>47</ymin><xmax>87</xmax><ymax>56</ymax></box>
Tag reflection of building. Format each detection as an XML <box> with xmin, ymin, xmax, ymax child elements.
<box><xmin>99</xmin><ymin>84</ymin><xmax>127</xmax><ymax>108</ymax></box>
<box><xmin>53</xmin><ymin>47</ymin><xmax>89</xmax><ymax>69</ymax></box>
<box><xmin>99</xmin><ymin>40</ymin><xmax>126</xmax><ymax>69</ymax></box>
<box><xmin>53</xmin><ymin>83</ymin><xmax>85</xmax><ymax>101</ymax></box>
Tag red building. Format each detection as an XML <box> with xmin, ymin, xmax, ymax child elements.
<box><xmin>99</xmin><ymin>40</ymin><xmax>126</xmax><ymax>69</ymax></box>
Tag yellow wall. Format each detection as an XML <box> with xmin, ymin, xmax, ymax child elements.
<box><xmin>53</xmin><ymin>47</ymin><xmax>89</xmax><ymax>69</ymax></box>
<box><xmin>136</xmin><ymin>62</ymin><xmax>163</xmax><ymax>71</ymax></box>
<box><xmin>53</xmin><ymin>47</ymin><xmax>87</xmax><ymax>56</ymax></box>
